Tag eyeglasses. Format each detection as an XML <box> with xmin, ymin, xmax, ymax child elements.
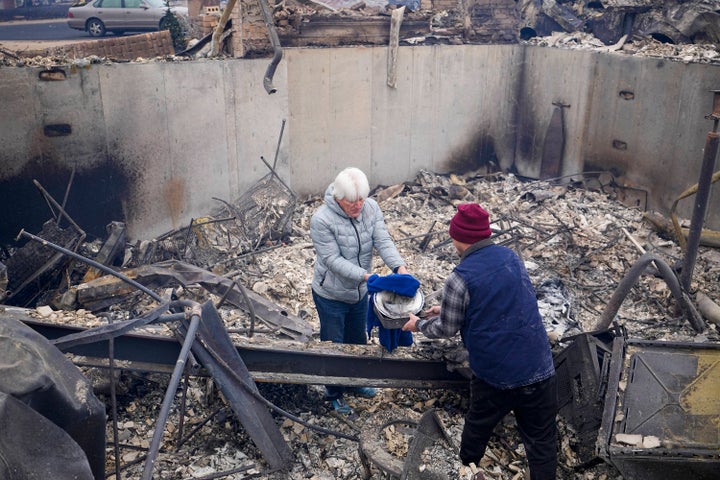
<box><xmin>338</xmin><ymin>197</ymin><xmax>365</xmax><ymax>206</ymax></box>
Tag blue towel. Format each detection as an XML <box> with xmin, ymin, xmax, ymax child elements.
<box><xmin>366</xmin><ymin>274</ymin><xmax>418</xmax><ymax>352</ymax></box>
<box><xmin>367</xmin><ymin>273</ymin><xmax>420</xmax><ymax>297</ymax></box>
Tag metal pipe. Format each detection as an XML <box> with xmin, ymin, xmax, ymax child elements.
<box><xmin>16</xmin><ymin>230</ymin><xmax>163</xmax><ymax>303</ymax></box>
<box><xmin>234</xmin><ymin>276</ymin><xmax>257</xmax><ymax>337</ymax></box>
<box><xmin>101</xmin><ymin>313</ymin><xmax>121</xmax><ymax>480</ymax></box>
<box><xmin>260</xmin><ymin>155</ymin><xmax>295</xmax><ymax>197</ymax></box>
<box><xmin>58</xmin><ymin>164</ymin><xmax>76</xmax><ymax>227</ymax></box>
<box><xmin>258</xmin><ymin>0</ymin><xmax>283</xmax><ymax>94</ymax></box>
<box><xmin>176</xmin><ymin>406</ymin><xmax>226</xmax><ymax>451</ymax></box>
<box><xmin>595</xmin><ymin>252</ymin><xmax>704</xmax><ymax>332</ymax></box>
<box><xmin>141</xmin><ymin>304</ymin><xmax>202</xmax><ymax>480</ymax></box>
<box><xmin>680</xmin><ymin>90</ymin><xmax>720</xmax><ymax>291</ymax></box>
<box><xmin>272</xmin><ymin>119</ymin><xmax>286</xmax><ymax>169</ymax></box>
<box><xmin>175</xmin><ymin>368</ymin><xmax>190</xmax><ymax>452</ymax></box>
<box><xmin>215</xmin><ymin>278</ymin><xmax>237</xmax><ymax>310</ymax></box>
<box><xmin>32</xmin><ymin>179</ymin><xmax>86</xmax><ymax>239</ymax></box>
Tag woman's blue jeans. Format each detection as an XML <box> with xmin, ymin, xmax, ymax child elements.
<box><xmin>312</xmin><ymin>289</ymin><xmax>368</xmax><ymax>400</ymax></box>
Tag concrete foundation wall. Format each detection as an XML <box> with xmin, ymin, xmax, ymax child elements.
<box><xmin>287</xmin><ymin>45</ymin><xmax>520</xmax><ymax>193</ymax></box>
<box><xmin>0</xmin><ymin>44</ymin><xmax>718</xmax><ymax>243</ymax></box>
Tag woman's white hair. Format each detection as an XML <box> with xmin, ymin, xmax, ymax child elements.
<box><xmin>332</xmin><ymin>167</ymin><xmax>370</xmax><ymax>201</ymax></box>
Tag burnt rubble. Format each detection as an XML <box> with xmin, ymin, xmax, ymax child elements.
<box><xmin>1</xmin><ymin>0</ymin><xmax>720</xmax><ymax>67</ymax></box>
<box><xmin>269</xmin><ymin>0</ymin><xmax>720</xmax><ymax>47</ymax></box>
<box><xmin>232</xmin><ymin>0</ymin><xmax>720</xmax><ymax>62</ymax></box>
<box><xmin>0</xmin><ymin>168</ymin><xmax>719</xmax><ymax>479</ymax></box>
<box><xmin>518</xmin><ymin>0</ymin><xmax>720</xmax><ymax>46</ymax></box>
<box><xmin>2</xmin><ymin>3</ymin><xmax>719</xmax><ymax>479</ymax></box>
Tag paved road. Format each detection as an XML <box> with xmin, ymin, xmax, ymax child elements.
<box><xmin>0</xmin><ymin>18</ymin><xmax>89</xmax><ymax>41</ymax></box>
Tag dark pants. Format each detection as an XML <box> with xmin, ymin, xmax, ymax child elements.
<box><xmin>312</xmin><ymin>290</ymin><xmax>369</xmax><ymax>400</ymax></box>
<box><xmin>460</xmin><ymin>375</ymin><xmax>558</xmax><ymax>480</ymax></box>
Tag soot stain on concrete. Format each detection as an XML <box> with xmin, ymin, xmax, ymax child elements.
<box><xmin>0</xmin><ymin>156</ymin><xmax>131</xmax><ymax>248</ymax></box>
<box><xmin>445</xmin><ymin>132</ymin><xmax>500</xmax><ymax>174</ymax></box>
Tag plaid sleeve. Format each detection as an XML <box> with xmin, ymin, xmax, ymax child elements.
<box><xmin>417</xmin><ymin>271</ymin><xmax>467</xmax><ymax>338</ymax></box>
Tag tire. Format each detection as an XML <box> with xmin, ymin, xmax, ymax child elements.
<box><xmin>86</xmin><ymin>18</ymin><xmax>106</xmax><ymax>37</ymax></box>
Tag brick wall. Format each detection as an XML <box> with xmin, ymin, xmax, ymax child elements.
<box><xmin>229</xmin><ymin>0</ymin><xmax>272</xmax><ymax>58</ymax></box>
<box><xmin>198</xmin><ymin>6</ymin><xmax>221</xmax><ymax>37</ymax></box>
<box><xmin>187</xmin><ymin>0</ymin><xmax>220</xmax><ymax>19</ymax></box>
<box><xmin>49</xmin><ymin>31</ymin><xmax>175</xmax><ymax>60</ymax></box>
<box><xmin>465</xmin><ymin>0</ymin><xmax>519</xmax><ymax>43</ymax></box>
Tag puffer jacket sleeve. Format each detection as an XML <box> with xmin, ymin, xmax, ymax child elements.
<box><xmin>366</xmin><ymin>199</ymin><xmax>404</xmax><ymax>271</ymax></box>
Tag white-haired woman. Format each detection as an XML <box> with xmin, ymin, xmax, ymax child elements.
<box><xmin>310</xmin><ymin>167</ymin><xmax>409</xmax><ymax>414</ymax></box>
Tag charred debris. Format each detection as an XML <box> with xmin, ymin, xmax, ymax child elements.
<box><xmin>267</xmin><ymin>0</ymin><xmax>720</xmax><ymax>50</ymax></box>
<box><xmin>2</xmin><ymin>0</ymin><xmax>720</xmax><ymax>67</ymax></box>
<box><xmin>2</xmin><ymin>2</ymin><xmax>719</xmax><ymax>479</ymax></box>
<box><xmin>0</xmin><ymin>160</ymin><xmax>719</xmax><ymax>479</ymax></box>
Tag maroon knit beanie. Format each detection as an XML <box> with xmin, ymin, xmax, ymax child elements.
<box><xmin>449</xmin><ymin>203</ymin><xmax>492</xmax><ymax>244</ymax></box>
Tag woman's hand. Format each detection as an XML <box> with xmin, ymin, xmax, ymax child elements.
<box><xmin>396</xmin><ymin>265</ymin><xmax>409</xmax><ymax>275</ymax></box>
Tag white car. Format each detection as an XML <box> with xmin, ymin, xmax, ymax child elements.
<box><xmin>67</xmin><ymin>0</ymin><xmax>188</xmax><ymax>37</ymax></box>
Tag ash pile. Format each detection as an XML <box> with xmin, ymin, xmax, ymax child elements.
<box><xmin>0</xmin><ymin>168</ymin><xmax>719</xmax><ymax>480</ymax></box>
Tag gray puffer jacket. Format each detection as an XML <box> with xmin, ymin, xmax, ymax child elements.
<box><xmin>310</xmin><ymin>184</ymin><xmax>405</xmax><ymax>303</ymax></box>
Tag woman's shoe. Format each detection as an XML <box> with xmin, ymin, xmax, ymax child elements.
<box><xmin>331</xmin><ymin>397</ymin><xmax>354</xmax><ymax>415</ymax></box>
<box><xmin>348</xmin><ymin>387</ymin><xmax>377</xmax><ymax>398</ymax></box>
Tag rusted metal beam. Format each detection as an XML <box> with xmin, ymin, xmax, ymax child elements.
<box><xmin>14</xmin><ymin>313</ymin><xmax>468</xmax><ymax>390</ymax></box>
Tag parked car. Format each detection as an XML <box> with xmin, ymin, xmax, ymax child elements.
<box><xmin>67</xmin><ymin>0</ymin><xmax>188</xmax><ymax>37</ymax></box>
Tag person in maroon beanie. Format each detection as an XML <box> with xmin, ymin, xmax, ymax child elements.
<box><xmin>403</xmin><ymin>203</ymin><xmax>557</xmax><ymax>480</ymax></box>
